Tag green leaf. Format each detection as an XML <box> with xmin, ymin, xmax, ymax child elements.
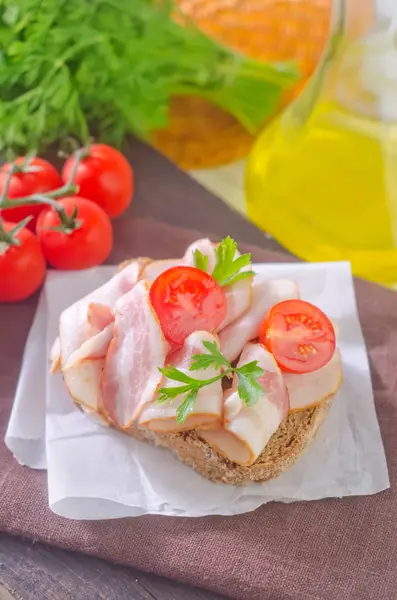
<box><xmin>190</xmin><ymin>340</ymin><xmax>231</xmax><ymax>371</ymax></box>
<box><xmin>159</xmin><ymin>366</ymin><xmax>199</xmax><ymax>385</ymax></box>
<box><xmin>211</xmin><ymin>236</ymin><xmax>254</xmax><ymax>287</ymax></box>
<box><xmin>236</xmin><ymin>361</ymin><xmax>265</xmax><ymax>407</ymax></box>
<box><xmin>176</xmin><ymin>388</ymin><xmax>198</xmax><ymax>424</ymax></box>
<box><xmin>193</xmin><ymin>249</ymin><xmax>209</xmax><ymax>272</ymax></box>
<box><xmin>3</xmin><ymin>5</ymin><xmax>20</xmax><ymax>27</ymax></box>
<box><xmin>0</xmin><ymin>0</ymin><xmax>299</xmax><ymax>157</ymax></box>
<box><xmin>157</xmin><ymin>384</ymin><xmax>195</xmax><ymax>403</ymax></box>
<box><xmin>219</xmin><ymin>270</ymin><xmax>255</xmax><ymax>287</ymax></box>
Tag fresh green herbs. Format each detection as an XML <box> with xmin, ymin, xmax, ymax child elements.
<box><xmin>212</xmin><ymin>236</ymin><xmax>254</xmax><ymax>287</ymax></box>
<box><xmin>193</xmin><ymin>249</ymin><xmax>209</xmax><ymax>272</ymax></box>
<box><xmin>190</xmin><ymin>340</ymin><xmax>228</xmax><ymax>371</ymax></box>
<box><xmin>0</xmin><ymin>0</ymin><xmax>299</xmax><ymax>157</ymax></box>
<box><xmin>157</xmin><ymin>341</ymin><xmax>264</xmax><ymax>423</ymax></box>
<box><xmin>193</xmin><ymin>237</ymin><xmax>255</xmax><ymax>287</ymax></box>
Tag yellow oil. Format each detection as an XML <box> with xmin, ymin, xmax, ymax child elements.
<box><xmin>246</xmin><ymin>100</ymin><xmax>397</xmax><ymax>286</ymax></box>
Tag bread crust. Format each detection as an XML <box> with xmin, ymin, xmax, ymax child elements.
<box><xmin>126</xmin><ymin>398</ymin><xmax>332</xmax><ymax>484</ymax></box>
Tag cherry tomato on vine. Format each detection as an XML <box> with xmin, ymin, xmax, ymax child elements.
<box><xmin>0</xmin><ymin>221</ymin><xmax>46</xmax><ymax>302</ymax></box>
<box><xmin>0</xmin><ymin>157</ymin><xmax>62</xmax><ymax>231</ymax></box>
<box><xmin>62</xmin><ymin>144</ymin><xmax>134</xmax><ymax>218</ymax></box>
<box><xmin>36</xmin><ymin>196</ymin><xmax>113</xmax><ymax>270</ymax></box>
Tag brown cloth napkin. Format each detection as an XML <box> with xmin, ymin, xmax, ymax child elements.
<box><xmin>1</xmin><ymin>217</ymin><xmax>396</xmax><ymax>600</ymax></box>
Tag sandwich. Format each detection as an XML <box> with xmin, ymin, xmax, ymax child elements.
<box><xmin>51</xmin><ymin>237</ymin><xmax>343</xmax><ymax>485</ymax></box>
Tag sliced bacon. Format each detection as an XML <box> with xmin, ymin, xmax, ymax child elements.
<box><xmin>49</xmin><ymin>337</ymin><xmax>61</xmax><ymax>374</ymax></box>
<box><xmin>87</xmin><ymin>303</ymin><xmax>114</xmax><ymax>335</ymax></box>
<box><xmin>139</xmin><ymin>239</ymin><xmax>219</xmax><ymax>284</ymax></box>
<box><xmin>285</xmin><ymin>348</ymin><xmax>343</xmax><ymax>412</ymax></box>
<box><xmin>57</xmin><ymin>261</ymin><xmax>142</xmax><ymax>416</ymax></box>
<box><xmin>183</xmin><ymin>238</ymin><xmax>216</xmax><ymax>273</ymax></box>
<box><xmin>216</xmin><ymin>277</ymin><xmax>252</xmax><ymax>332</ymax></box>
<box><xmin>101</xmin><ymin>280</ymin><xmax>169</xmax><ymax>429</ymax></box>
<box><xmin>140</xmin><ymin>259</ymin><xmax>181</xmax><ymax>282</ymax></box>
<box><xmin>61</xmin><ymin>324</ymin><xmax>114</xmax><ymax>414</ymax></box>
<box><xmin>139</xmin><ymin>331</ymin><xmax>223</xmax><ymax>432</ymax></box>
<box><xmin>63</xmin><ymin>324</ymin><xmax>114</xmax><ymax>371</ymax></box>
<box><xmin>219</xmin><ymin>277</ymin><xmax>300</xmax><ymax>363</ymax></box>
<box><xmin>59</xmin><ymin>260</ymin><xmax>142</xmax><ymax>368</ymax></box>
<box><xmin>63</xmin><ymin>358</ymin><xmax>107</xmax><ymax>413</ymax></box>
<box><xmin>198</xmin><ymin>343</ymin><xmax>289</xmax><ymax>466</ymax></box>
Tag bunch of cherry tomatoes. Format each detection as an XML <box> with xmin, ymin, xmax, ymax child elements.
<box><xmin>0</xmin><ymin>144</ymin><xmax>134</xmax><ymax>303</ymax></box>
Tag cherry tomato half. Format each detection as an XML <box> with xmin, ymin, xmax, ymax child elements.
<box><xmin>149</xmin><ymin>266</ymin><xmax>227</xmax><ymax>345</ymax></box>
<box><xmin>0</xmin><ymin>221</ymin><xmax>46</xmax><ymax>302</ymax></box>
<box><xmin>36</xmin><ymin>196</ymin><xmax>113</xmax><ymax>270</ymax></box>
<box><xmin>259</xmin><ymin>299</ymin><xmax>336</xmax><ymax>374</ymax></box>
<box><xmin>0</xmin><ymin>157</ymin><xmax>62</xmax><ymax>231</ymax></box>
<box><xmin>62</xmin><ymin>144</ymin><xmax>134</xmax><ymax>218</ymax></box>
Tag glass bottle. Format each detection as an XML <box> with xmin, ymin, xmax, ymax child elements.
<box><xmin>245</xmin><ymin>0</ymin><xmax>397</xmax><ymax>287</ymax></box>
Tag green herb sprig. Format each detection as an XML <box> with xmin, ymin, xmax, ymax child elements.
<box><xmin>193</xmin><ymin>249</ymin><xmax>209</xmax><ymax>273</ymax></box>
<box><xmin>0</xmin><ymin>0</ymin><xmax>299</xmax><ymax>158</ymax></box>
<box><xmin>193</xmin><ymin>236</ymin><xmax>255</xmax><ymax>287</ymax></box>
<box><xmin>212</xmin><ymin>236</ymin><xmax>254</xmax><ymax>287</ymax></box>
<box><xmin>157</xmin><ymin>341</ymin><xmax>264</xmax><ymax>423</ymax></box>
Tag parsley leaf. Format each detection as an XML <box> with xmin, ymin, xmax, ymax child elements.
<box><xmin>193</xmin><ymin>249</ymin><xmax>209</xmax><ymax>272</ymax></box>
<box><xmin>235</xmin><ymin>361</ymin><xmax>264</xmax><ymax>407</ymax></box>
<box><xmin>159</xmin><ymin>365</ymin><xmax>199</xmax><ymax>385</ymax></box>
<box><xmin>157</xmin><ymin>384</ymin><xmax>193</xmax><ymax>403</ymax></box>
<box><xmin>189</xmin><ymin>340</ymin><xmax>231</xmax><ymax>371</ymax></box>
<box><xmin>157</xmin><ymin>342</ymin><xmax>264</xmax><ymax>423</ymax></box>
<box><xmin>176</xmin><ymin>389</ymin><xmax>198</xmax><ymax>424</ymax></box>
<box><xmin>212</xmin><ymin>236</ymin><xmax>255</xmax><ymax>287</ymax></box>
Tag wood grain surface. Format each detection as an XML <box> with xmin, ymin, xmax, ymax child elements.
<box><xmin>0</xmin><ymin>139</ymin><xmax>284</xmax><ymax>600</ymax></box>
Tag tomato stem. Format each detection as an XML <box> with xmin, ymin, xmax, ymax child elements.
<box><xmin>58</xmin><ymin>136</ymin><xmax>92</xmax><ymax>159</ymax></box>
<box><xmin>0</xmin><ymin>164</ymin><xmax>17</xmax><ymax>205</ymax></box>
<box><xmin>32</xmin><ymin>194</ymin><xmax>81</xmax><ymax>233</ymax></box>
<box><xmin>0</xmin><ymin>216</ymin><xmax>33</xmax><ymax>254</ymax></box>
<box><xmin>0</xmin><ymin>145</ymin><xmax>90</xmax><ymax>236</ymax></box>
<box><xmin>12</xmin><ymin>152</ymin><xmax>39</xmax><ymax>174</ymax></box>
<box><xmin>0</xmin><ymin>146</ymin><xmax>88</xmax><ymax>210</ymax></box>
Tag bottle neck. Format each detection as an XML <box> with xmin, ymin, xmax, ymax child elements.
<box><xmin>331</xmin><ymin>0</ymin><xmax>397</xmax><ymax>121</ymax></box>
<box><xmin>341</xmin><ymin>0</ymin><xmax>376</xmax><ymax>43</ymax></box>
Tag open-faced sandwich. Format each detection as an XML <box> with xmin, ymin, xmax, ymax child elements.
<box><xmin>51</xmin><ymin>237</ymin><xmax>343</xmax><ymax>484</ymax></box>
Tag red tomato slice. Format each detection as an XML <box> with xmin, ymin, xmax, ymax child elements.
<box><xmin>259</xmin><ymin>299</ymin><xmax>336</xmax><ymax>374</ymax></box>
<box><xmin>149</xmin><ymin>266</ymin><xmax>227</xmax><ymax>345</ymax></box>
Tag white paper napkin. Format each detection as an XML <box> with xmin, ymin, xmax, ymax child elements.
<box><xmin>5</xmin><ymin>291</ymin><xmax>48</xmax><ymax>469</ymax></box>
<box><xmin>5</xmin><ymin>262</ymin><xmax>390</xmax><ymax>518</ymax></box>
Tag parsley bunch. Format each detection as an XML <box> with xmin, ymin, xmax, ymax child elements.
<box><xmin>158</xmin><ymin>341</ymin><xmax>264</xmax><ymax>423</ymax></box>
<box><xmin>0</xmin><ymin>0</ymin><xmax>299</xmax><ymax>157</ymax></box>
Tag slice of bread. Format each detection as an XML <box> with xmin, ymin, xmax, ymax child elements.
<box><xmin>126</xmin><ymin>399</ymin><xmax>332</xmax><ymax>485</ymax></box>
<box><xmin>118</xmin><ymin>258</ymin><xmax>334</xmax><ymax>485</ymax></box>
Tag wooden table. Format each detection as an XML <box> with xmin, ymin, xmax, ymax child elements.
<box><xmin>0</xmin><ymin>140</ymin><xmax>283</xmax><ymax>600</ymax></box>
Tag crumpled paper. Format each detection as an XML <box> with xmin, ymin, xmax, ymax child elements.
<box><xmin>5</xmin><ymin>262</ymin><xmax>390</xmax><ymax>519</ymax></box>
